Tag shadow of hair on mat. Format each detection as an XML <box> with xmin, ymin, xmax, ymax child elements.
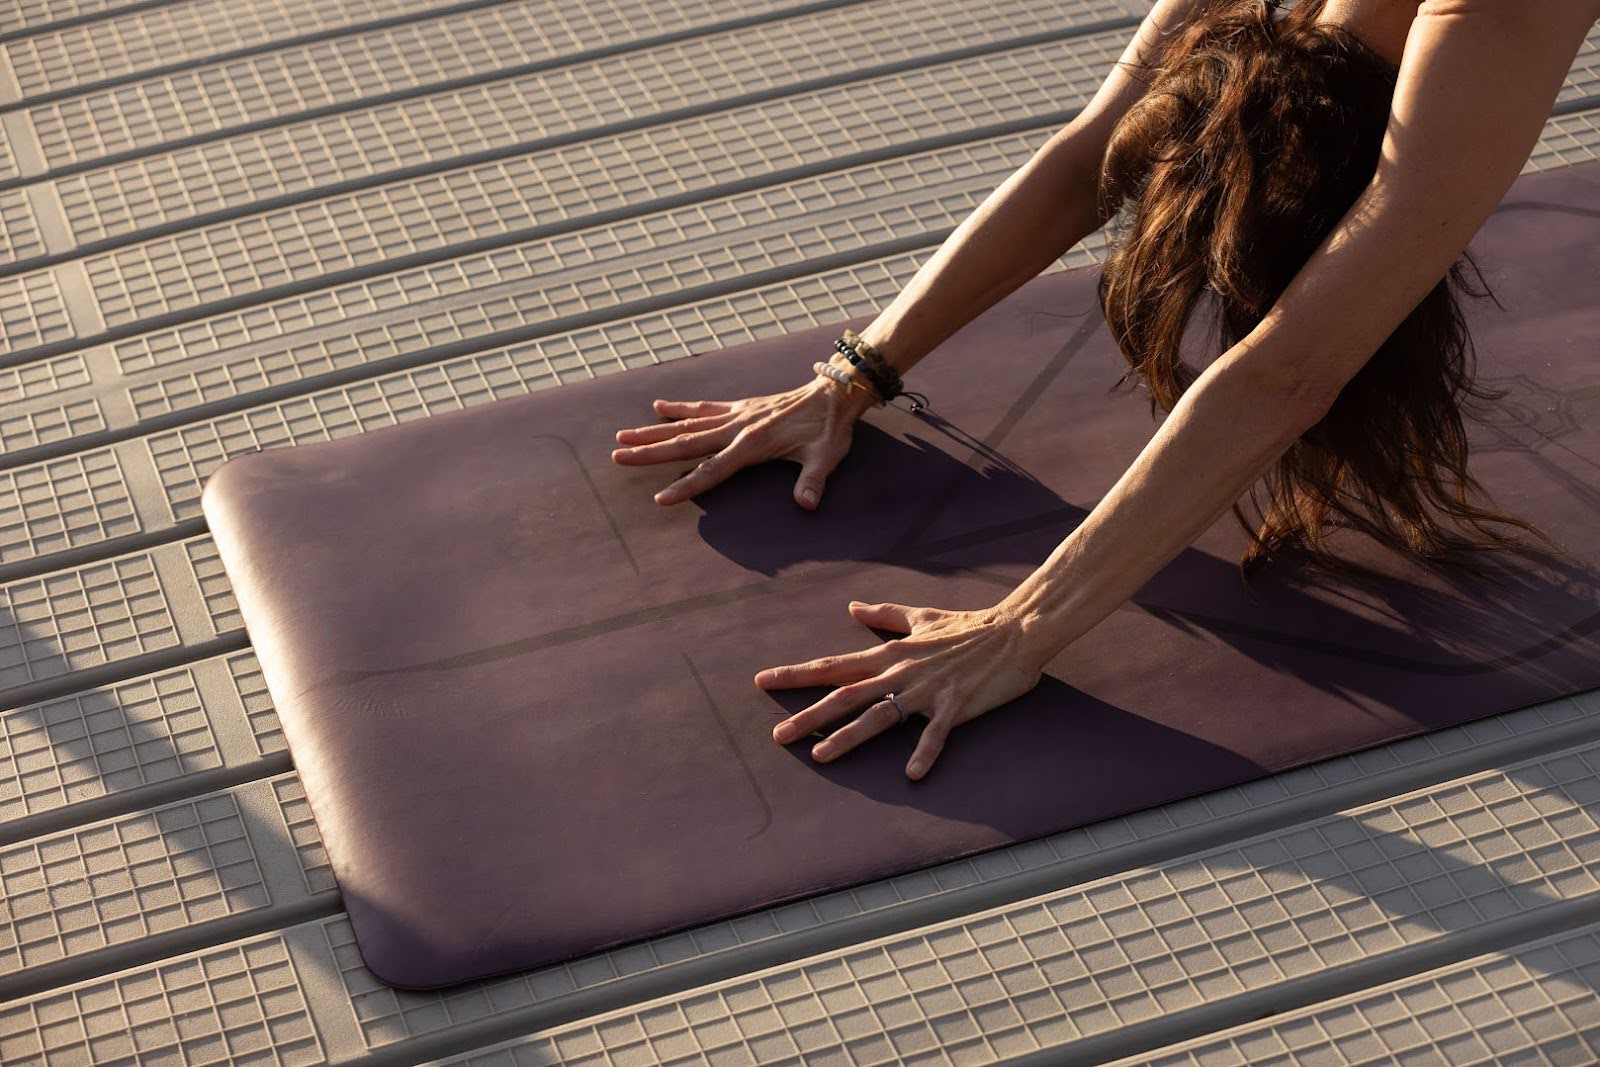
<box><xmin>761</xmin><ymin>673</ymin><xmax>1267</xmax><ymax>834</ymax></box>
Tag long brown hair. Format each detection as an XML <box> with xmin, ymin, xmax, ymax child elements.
<box><xmin>1094</xmin><ymin>0</ymin><xmax>1564</xmax><ymax>582</ymax></box>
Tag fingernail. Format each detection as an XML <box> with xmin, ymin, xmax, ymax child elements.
<box><xmin>800</xmin><ymin>488</ymin><xmax>817</xmax><ymax>506</ymax></box>
<box><xmin>909</xmin><ymin>760</ymin><xmax>924</xmax><ymax>777</ymax></box>
<box><xmin>773</xmin><ymin>722</ymin><xmax>795</xmax><ymax>742</ymax></box>
<box><xmin>813</xmin><ymin>742</ymin><xmax>832</xmax><ymax>760</ymax></box>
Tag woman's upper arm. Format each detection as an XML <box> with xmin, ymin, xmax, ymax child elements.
<box><xmin>1229</xmin><ymin>0</ymin><xmax>1600</xmax><ymax>409</ymax></box>
<box><xmin>1039</xmin><ymin>0</ymin><xmax>1217</xmax><ymax>179</ymax></box>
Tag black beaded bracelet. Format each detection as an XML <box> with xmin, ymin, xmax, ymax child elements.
<box><xmin>829</xmin><ymin>333</ymin><xmax>930</xmax><ymax>415</ymax></box>
<box><xmin>833</xmin><ymin>338</ymin><xmax>896</xmax><ymax>401</ymax></box>
<box><xmin>840</xmin><ymin>329</ymin><xmax>905</xmax><ymax>399</ymax></box>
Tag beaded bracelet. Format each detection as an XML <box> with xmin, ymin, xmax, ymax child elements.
<box><xmin>832</xmin><ymin>337</ymin><xmax>897</xmax><ymax>403</ymax></box>
<box><xmin>839</xmin><ymin>329</ymin><xmax>904</xmax><ymax>399</ymax></box>
<box><xmin>812</xmin><ymin>360</ymin><xmax>885</xmax><ymax>405</ymax></box>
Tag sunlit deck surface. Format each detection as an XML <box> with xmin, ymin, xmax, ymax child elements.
<box><xmin>1</xmin><ymin>1</ymin><xmax>1599</xmax><ymax>1064</ymax></box>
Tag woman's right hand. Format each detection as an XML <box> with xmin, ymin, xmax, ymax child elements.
<box><xmin>611</xmin><ymin>370</ymin><xmax>875</xmax><ymax>510</ymax></box>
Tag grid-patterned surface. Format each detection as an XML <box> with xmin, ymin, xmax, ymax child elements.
<box><xmin>0</xmin><ymin>190</ymin><xmax>47</xmax><ymax>263</ymax></box>
<box><xmin>0</xmin><ymin>553</ymin><xmax>178</xmax><ymax>690</ymax></box>
<box><xmin>106</xmin><ymin>128</ymin><xmax>1077</xmax><ymax>410</ymax></box>
<box><xmin>0</xmin><ymin>395</ymin><xmax>106</xmax><ymax>455</ymax></box>
<box><xmin>1</xmin><ymin>0</ymin><xmax>182</xmax><ymax>37</ymax></box>
<box><xmin>1125</xmin><ymin>925</ymin><xmax>1600</xmax><ymax>1066</ymax></box>
<box><xmin>0</xmin><ymin>792</ymin><xmax>268</xmax><ymax>973</ymax></box>
<box><xmin>3</xmin><ymin>0</ymin><xmax>468</xmax><ymax>99</ymax></box>
<box><xmin>0</xmin><ymin>935</ymin><xmax>323</xmax><ymax>1067</ymax></box>
<box><xmin>42</xmin><ymin>2</ymin><xmax>1135</xmax><ymax>249</ymax></box>
<box><xmin>426</xmin><ymin>741</ymin><xmax>1600</xmax><ymax>1066</ymax></box>
<box><xmin>61</xmin><ymin>28</ymin><xmax>1124</xmax><ymax>332</ymax></box>
<box><xmin>0</xmin><ymin>354</ymin><xmax>91</xmax><ymax>406</ymax></box>
<box><xmin>0</xmin><ymin>667</ymin><xmax>220</xmax><ymax>821</ymax></box>
<box><xmin>1528</xmin><ymin>108</ymin><xmax>1600</xmax><ymax>172</ymax></box>
<box><xmin>182</xmin><ymin>536</ymin><xmax>239</xmax><ymax>635</ymax></box>
<box><xmin>0</xmin><ymin>271</ymin><xmax>74</xmax><ymax>353</ymax></box>
<box><xmin>0</xmin><ymin>450</ymin><xmax>139</xmax><ymax>564</ymax></box>
<box><xmin>226</xmin><ymin>649</ymin><xmax>284</xmax><ymax>757</ymax></box>
<box><xmin>15</xmin><ymin>0</ymin><xmax>838</xmax><ymax>172</ymax></box>
<box><xmin>1563</xmin><ymin>22</ymin><xmax>1600</xmax><ymax>103</ymax></box>
<box><xmin>269</xmin><ymin>777</ymin><xmax>332</xmax><ymax>896</ymax></box>
<box><xmin>0</xmin><ymin>127</ymin><xmax>19</xmax><ymax>183</ymax></box>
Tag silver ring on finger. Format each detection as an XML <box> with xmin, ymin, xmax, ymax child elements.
<box><xmin>886</xmin><ymin>691</ymin><xmax>908</xmax><ymax>724</ymax></box>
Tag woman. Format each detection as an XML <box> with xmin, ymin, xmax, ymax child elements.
<box><xmin>610</xmin><ymin>0</ymin><xmax>1600</xmax><ymax>780</ymax></box>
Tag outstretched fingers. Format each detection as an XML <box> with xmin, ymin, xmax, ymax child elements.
<box><xmin>612</xmin><ymin>423</ymin><xmax>736</xmax><ymax>466</ymax></box>
<box><xmin>653</xmin><ymin>398</ymin><xmax>734</xmax><ymax>419</ymax></box>
<box><xmin>810</xmin><ymin>688</ymin><xmax>927</xmax><ymax>763</ymax></box>
<box><xmin>848</xmin><ymin>600</ymin><xmax>925</xmax><ymax>634</ymax></box>
<box><xmin>766</xmin><ymin>670</ymin><xmax>900</xmax><ymax>743</ymax></box>
<box><xmin>613</xmin><ymin>412</ymin><xmax>732</xmax><ymax>450</ymax></box>
<box><xmin>755</xmin><ymin>645</ymin><xmax>889</xmax><ymax>692</ymax></box>
<box><xmin>653</xmin><ymin>434</ymin><xmax>768</xmax><ymax>504</ymax></box>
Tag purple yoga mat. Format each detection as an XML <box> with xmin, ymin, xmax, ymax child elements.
<box><xmin>202</xmin><ymin>160</ymin><xmax>1600</xmax><ymax>989</ymax></box>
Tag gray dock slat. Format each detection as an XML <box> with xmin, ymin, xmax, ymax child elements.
<box><xmin>1</xmin><ymin>28</ymin><xmax>1134</xmax><ymax>446</ymax></box>
<box><xmin>8</xmin><ymin>0</ymin><xmax>878</xmax><ymax>174</ymax></box>
<box><xmin>1115</xmin><ymin>923</ymin><xmax>1600</xmax><ymax>1066</ymax></box>
<box><xmin>0</xmin><ymin>775</ymin><xmax>320</xmax><ymax>988</ymax></box>
<box><xmin>0</xmin><ymin>649</ymin><xmax>277</xmax><ymax>840</ymax></box>
<box><xmin>17</xmin><ymin>1</ymin><xmax>1140</xmax><ymax>261</ymax></box>
<box><xmin>1</xmin><ymin>0</ymin><xmax>178</xmax><ymax>41</ymax></box>
<box><xmin>3</xmin><ymin>36</ymin><xmax>1139</xmax><ymax>435</ymax></box>
<box><xmin>0</xmin><ymin>0</ymin><xmax>488</xmax><ymax>102</ymax></box>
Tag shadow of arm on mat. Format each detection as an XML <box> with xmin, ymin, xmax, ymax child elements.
<box><xmin>702</xmin><ymin>416</ymin><xmax>1600</xmax><ymax>732</ymax></box>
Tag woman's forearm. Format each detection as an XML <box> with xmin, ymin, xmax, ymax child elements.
<box><xmin>840</xmin><ymin>0</ymin><xmax>1215</xmax><ymax>395</ymax></box>
<box><xmin>995</xmin><ymin>351</ymin><xmax>1326</xmax><ymax>666</ymax></box>
<box><xmin>851</xmin><ymin>130</ymin><xmax>1108</xmax><ymax>375</ymax></box>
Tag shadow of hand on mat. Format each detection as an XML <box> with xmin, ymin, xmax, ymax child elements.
<box><xmin>695</xmin><ymin>414</ymin><xmax>1600</xmax><ymax>742</ymax></box>
<box><xmin>762</xmin><ymin>672</ymin><xmax>1268</xmax><ymax>834</ymax></box>
<box><xmin>686</xmin><ymin>416</ymin><xmax>1065</xmax><ymax>576</ymax></box>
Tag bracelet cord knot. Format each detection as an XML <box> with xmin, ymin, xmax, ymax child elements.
<box><xmin>830</xmin><ymin>329</ymin><xmax>932</xmax><ymax>414</ymax></box>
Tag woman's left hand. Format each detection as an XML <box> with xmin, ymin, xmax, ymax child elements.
<box><xmin>756</xmin><ymin>599</ymin><xmax>1050</xmax><ymax>780</ymax></box>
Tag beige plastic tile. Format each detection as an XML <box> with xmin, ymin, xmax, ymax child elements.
<box><xmin>13</xmin><ymin>0</ymin><xmax>857</xmax><ymax>172</ymax></box>
<box><xmin>35</xmin><ymin>5</ymin><xmax>1136</xmax><ymax>251</ymax></box>
<box><xmin>1121</xmin><ymin>924</ymin><xmax>1600</xmax><ymax>1066</ymax></box>
<box><xmin>3</xmin><ymin>0</ymin><xmax>472</xmax><ymax>100</ymax></box>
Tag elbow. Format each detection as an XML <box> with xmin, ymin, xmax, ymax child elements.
<box><xmin>1206</xmin><ymin>356</ymin><xmax>1337</xmax><ymax>443</ymax></box>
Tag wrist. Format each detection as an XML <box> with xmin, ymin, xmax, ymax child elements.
<box><xmin>993</xmin><ymin>563</ymin><xmax>1090</xmax><ymax>672</ymax></box>
<box><xmin>814</xmin><ymin>354</ymin><xmax>881</xmax><ymax>419</ymax></box>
